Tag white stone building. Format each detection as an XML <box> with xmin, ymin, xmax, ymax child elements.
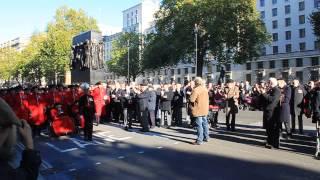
<box><xmin>0</xmin><ymin>36</ymin><xmax>30</xmax><ymax>52</ymax></box>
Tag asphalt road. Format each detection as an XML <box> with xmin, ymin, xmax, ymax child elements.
<box><xmin>28</xmin><ymin>110</ymin><xmax>320</xmax><ymax>180</ymax></box>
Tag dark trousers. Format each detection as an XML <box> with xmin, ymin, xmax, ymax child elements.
<box><xmin>124</xmin><ymin>108</ymin><xmax>134</xmax><ymax>128</ymax></box>
<box><xmin>282</xmin><ymin>121</ymin><xmax>291</xmax><ymax>135</ymax></box>
<box><xmin>291</xmin><ymin>114</ymin><xmax>303</xmax><ymax>133</ymax></box>
<box><xmin>148</xmin><ymin>110</ymin><xmax>156</xmax><ymax>128</ymax></box>
<box><xmin>84</xmin><ymin>116</ymin><xmax>93</xmax><ymax>140</ymax></box>
<box><xmin>226</xmin><ymin>112</ymin><xmax>236</xmax><ymax>130</ymax></box>
<box><xmin>140</xmin><ymin>110</ymin><xmax>149</xmax><ymax>131</ymax></box>
<box><xmin>266</xmin><ymin>115</ymin><xmax>280</xmax><ymax>148</ymax></box>
<box><xmin>209</xmin><ymin>111</ymin><xmax>219</xmax><ymax>127</ymax></box>
<box><xmin>172</xmin><ymin>106</ymin><xmax>183</xmax><ymax>126</ymax></box>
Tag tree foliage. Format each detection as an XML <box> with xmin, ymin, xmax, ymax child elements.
<box><xmin>107</xmin><ymin>32</ymin><xmax>143</xmax><ymax>81</ymax></box>
<box><xmin>310</xmin><ymin>10</ymin><xmax>320</xmax><ymax>40</ymax></box>
<box><xmin>143</xmin><ymin>0</ymin><xmax>270</xmax><ymax>76</ymax></box>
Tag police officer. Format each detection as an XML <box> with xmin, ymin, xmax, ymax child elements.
<box><xmin>78</xmin><ymin>83</ymin><xmax>95</xmax><ymax>141</ymax></box>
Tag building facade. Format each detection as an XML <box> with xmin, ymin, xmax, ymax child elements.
<box><xmin>143</xmin><ymin>0</ymin><xmax>320</xmax><ymax>85</ymax></box>
<box><xmin>0</xmin><ymin>36</ymin><xmax>30</xmax><ymax>52</ymax></box>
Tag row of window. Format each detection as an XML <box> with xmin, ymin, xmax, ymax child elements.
<box><xmin>272</xmin><ymin>29</ymin><xmax>306</xmax><ymax>42</ymax></box>
<box><xmin>247</xmin><ymin>70</ymin><xmax>319</xmax><ymax>84</ymax></box>
<box><xmin>262</xmin><ymin>41</ymin><xmax>320</xmax><ymax>55</ymax></box>
<box><xmin>260</xmin><ymin>0</ymin><xmax>320</xmax><ymax>8</ymax></box>
<box><xmin>269</xmin><ymin>15</ymin><xmax>305</xmax><ymax>29</ymax></box>
<box><xmin>245</xmin><ymin>57</ymin><xmax>319</xmax><ymax>70</ymax></box>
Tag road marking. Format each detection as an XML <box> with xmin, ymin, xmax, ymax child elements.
<box><xmin>95</xmin><ymin>162</ymin><xmax>101</xmax><ymax>165</ymax></box>
<box><xmin>117</xmin><ymin>156</ymin><xmax>125</xmax><ymax>159</ymax></box>
<box><xmin>107</xmin><ymin>135</ymin><xmax>132</xmax><ymax>141</ymax></box>
<box><xmin>156</xmin><ymin>146</ymin><xmax>163</xmax><ymax>149</ymax></box>
<box><xmin>173</xmin><ymin>142</ymin><xmax>180</xmax><ymax>145</ymax></box>
<box><xmin>69</xmin><ymin>168</ymin><xmax>77</xmax><ymax>172</ymax></box>
<box><xmin>138</xmin><ymin>151</ymin><xmax>145</xmax><ymax>154</ymax></box>
<box><xmin>46</xmin><ymin>143</ymin><xmax>78</xmax><ymax>153</ymax></box>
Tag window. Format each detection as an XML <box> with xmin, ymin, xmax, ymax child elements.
<box><xmin>299</xmin><ymin>28</ymin><xmax>306</xmax><ymax>38</ymax></box>
<box><xmin>272</xmin><ymin>20</ymin><xmax>278</xmax><ymax>29</ymax></box>
<box><xmin>282</xmin><ymin>72</ymin><xmax>289</xmax><ymax>82</ymax></box>
<box><xmin>272</xmin><ymin>0</ymin><xmax>277</xmax><ymax>4</ymax></box>
<box><xmin>226</xmin><ymin>64</ymin><xmax>231</xmax><ymax>71</ymax></box>
<box><xmin>312</xmin><ymin>57</ymin><xmax>319</xmax><ymax>66</ymax></box>
<box><xmin>296</xmin><ymin>71</ymin><xmax>303</xmax><ymax>82</ymax></box>
<box><xmin>282</xmin><ymin>59</ymin><xmax>289</xmax><ymax>68</ymax></box>
<box><xmin>177</xmin><ymin>69</ymin><xmax>181</xmax><ymax>75</ymax></box>
<box><xmin>260</xmin><ymin>0</ymin><xmax>265</xmax><ymax>7</ymax></box>
<box><xmin>299</xmin><ymin>1</ymin><xmax>305</xmax><ymax>11</ymax></box>
<box><xmin>299</xmin><ymin>42</ymin><xmax>306</xmax><ymax>51</ymax></box>
<box><xmin>177</xmin><ymin>77</ymin><xmax>181</xmax><ymax>84</ymax></box>
<box><xmin>285</xmin><ymin>18</ymin><xmax>291</xmax><ymax>27</ymax></box>
<box><xmin>261</xmin><ymin>47</ymin><xmax>266</xmax><ymax>56</ymax></box>
<box><xmin>246</xmin><ymin>63</ymin><xmax>251</xmax><ymax>70</ymax></box>
<box><xmin>270</xmin><ymin>61</ymin><xmax>275</xmax><ymax>69</ymax></box>
<box><xmin>296</xmin><ymin>58</ymin><xmax>303</xmax><ymax>67</ymax></box>
<box><xmin>272</xmin><ymin>8</ymin><xmax>277</xmax><ymax>16</ymax></box>
<box><xmin>299</xmin><ymin>15</ymin><xmax>305</xmax><ymax>24</ymax></box>
<box><xmin>315</xmin><ymin>41</ymin><xmax>320</xmax><ymax>50</ymax></box>
<box><xmin>257</xmin><ymin>62</ymin><xmax>264</xmax><ymax>69</ymax></box>
<box><xmin>171</xmin><ymin>69</ymin><xmax>175</xmax><ymax>76</ymax></box>
<box><xmin>184</xmin><ymin>68</ymin><xmax>189</xmax><ymax>74</ymax></box>
<box><xmin>260</xmin><ymin>11</ymin><xmax>265</xmax><ymax>19</ymax></box>
<box><xmin>285</xmin><ymin>5</ymin><xmax>291</xmax><ymax>14</ymax></box>
<box><xmin>269</xmin><ymin>73</ymin><xmax>276</xmax><ymax>78</ymax></box>
<box><xmin>311</xmin><ymin>70</ymin><xmax>319</xmax><ymax>81</ymax></box>
<box><xmin>192</xmin><ymin>67</ymin><xmax>196</xmax><ymax>74</ymax></box>
<box><xmin>164</xmin><ymin>69</ymin><xmax>168</xmax><ymax>75</ymax></box>
<box><xmin>272</xmin><ymin>33</ymin><xmax>278</xmax><ymax>42</ymax></box>
<box><xmin>285</xmin><ymin>31</ymin><xmax>291</xmax><ymax>40</ymax></box>
<box><xmin>260</xmin><ymin>11</ymin><xmax>266</xmax><ymax>19</ymax></box>
<box><xmin>273</xmin><ymin>46</ymin><xmax>278</xmax><ymax>54</ymax></box>
<box><xmin>315</xmin><ymin>0</ymin><xmax>320</xmax><ymax>8</ymax></box>
<box><xmin>246</xmin><ymin>74</ymin><xmax>251</xmax><ymax>84</ymax></box>
<box><xmin>286</xmin><ymin>44</ymin><xmax>292</xmax><ymax>53</ymax></box>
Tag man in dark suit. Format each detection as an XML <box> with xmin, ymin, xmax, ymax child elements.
<box><xmin>290</xmin><ymin>79</ymin><xmax>305</xmax><ymax>134</ymax></box>
<box><xmin>135</xmin><ymin>83</ymin><xmax>149</xmax><ymax>132</ymax></box>
<box><xmin>260</xmin><ymin>78</ymin><xmax>281</xmax><ymax>149</ymax></box>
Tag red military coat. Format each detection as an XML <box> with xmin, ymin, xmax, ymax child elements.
<box><xmin>92</xmin><ymin>86</ymin><xmax>106</xmax><ymax>117</ymax></box>
<box><xmin>14</xmin><ymin>92</ymin><xmax>30</xmax><ymax>121</ymax></box>
<box><xmin>27</xmin><ymin>93</ymin><xmax>47</xmax><ymax>126</ymax></box>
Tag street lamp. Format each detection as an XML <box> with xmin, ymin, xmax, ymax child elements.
<box><xmin>127</xmin><ymin>40</ymin><xmax>130</xmax><ymax>84</ymax></box>
<box><xmin>194</xmin><ymin>23</ymin><xmax>199</xmax><ymax>77</ymax></box>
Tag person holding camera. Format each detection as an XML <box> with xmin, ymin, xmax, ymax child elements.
<box><xmin>0</xmin><ymin>98</ymin><xmax>42</xmax><ymax>180</ymax></box>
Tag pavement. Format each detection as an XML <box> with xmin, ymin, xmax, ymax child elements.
<box><xmin>15</xmin><ymin>110</ymin><xmax>320</xmax><ymax>180</ymax></box>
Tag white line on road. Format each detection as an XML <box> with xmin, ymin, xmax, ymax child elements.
<box><xmin>138</xmin><ymin>151</ymin><xmax>145</xmax><ymax>154</ymax></box>
<box><xmin>117</xmin><ymin>156</ymin><xmax>125</xmax><ymax>159</ymax></box>
<box><xmin>156</xmin><ymin>146</ymin><xmax>163</xmax><ymax>149</ymax></box>
<box><xmin>173</xmin><ymin>142</ymin><xmax>180</xmax><ymax>145</ymax></box>
<box><xmin>69</xmin><ymin>168</ymin><xmax>77</xmax><ymax>172</ymax></box>
<box><xmin>95</xmin><ymin>162</ymin><xmax>101</xmax><ymax>165</ymax></box>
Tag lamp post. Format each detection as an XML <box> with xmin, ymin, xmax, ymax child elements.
<box><xmin>194</xmin><ymin>23</ymin><xmax>199</xmax><ymax>77</ymax></box>
<box><xmin>127</xmin><ymin>40</ymin><xmax>130</xmax><ymax>84</ymax></box>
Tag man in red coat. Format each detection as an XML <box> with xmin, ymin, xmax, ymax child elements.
<box><xmin>27</xmin><ymin>87</ymin><xmax>48</xmax><ymax>136</ymax></box>
<box><xmin>14</xmin><ymin>86</ymin><xmax>30</xmax><ymax>122</ymax></box>
<box><xmin>92</xmin><ymin>82</ymin><xmax>107</xmax><ymax>126</ymax></box>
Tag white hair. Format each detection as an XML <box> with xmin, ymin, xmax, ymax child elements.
<box><xmin>194</xmin><ymin>77</ymin><xmax>204</xmax><ymax>87</ymax></box>
<box><xmin>269</xmin><ymin>78</ymin><xmax>278</xmax><ymax>87</ymax></box>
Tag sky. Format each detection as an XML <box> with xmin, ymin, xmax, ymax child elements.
<box><xmin>0</xmin><ymin>0</ymin><xmax>141</xmax><ymax>42</ymax></box>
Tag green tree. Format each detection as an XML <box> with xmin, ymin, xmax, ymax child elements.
<box><xmin>107</xmin><ymin>32</ymin><xmax>143</xmax><ymax>81</ymax></box>
<box><xmin>40</xmin><ymin>6</ymin><xmax>100</xmax><ymax>84</ymax></box>
<box><xmin>0</xmin><ymin>47</ymin><xmax>20</xmax><ymax>83</ymax></box>
<box><xmin>310</xmin><ymin>11</ymin><xmax>320</xmax><ymax>40</ymax></box>
<box><xmin>143</xmin><ymin>0</ymin><xmax>270</xmax><ymax>77</ymax></box>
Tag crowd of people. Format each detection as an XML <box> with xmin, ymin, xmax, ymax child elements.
<box><xmin>1</xmin><ymin>76</ymin><xmax>320</xmax><ymax>179</ymax></box>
